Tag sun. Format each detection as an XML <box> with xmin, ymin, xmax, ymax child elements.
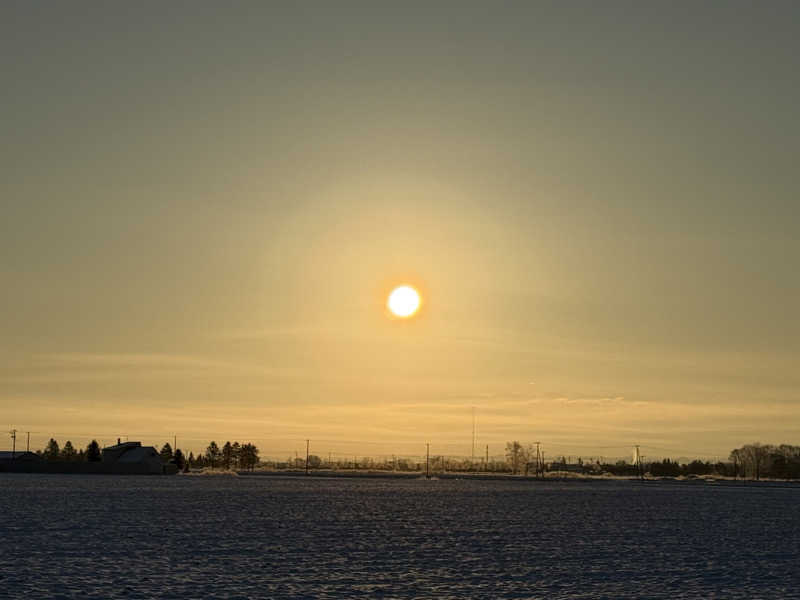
<box><xmin>387</xmin><ymin>285</ymin><xmax>421</xmax><ymax>318</ymax></box>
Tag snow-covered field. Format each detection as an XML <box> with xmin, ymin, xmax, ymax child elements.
<box><xmin>1</xmin><ymin>474</ymin><xmax>798</xmax><ymax>599</ymax></box>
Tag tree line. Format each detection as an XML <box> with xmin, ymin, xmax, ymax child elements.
<box><xmin>501</xmin><ymin>440</ymin><xmax>800</xmax><ymax>480</ymax></box>
<box><xmin>35</xmin><ymin>439</ymin><xmax>102</xmax><ymax>462</ymax></box>
<box><xmin>728</xmin><ymin>443</ymin><xmax>800</xmax><ymax>480</ymax></box>
<box><xmin>175</xmin><ymin>441</ymin><xmax>261</xmax><ymax>471</ymax></box>
<box><xmin>28</xmin><ymin>438</ymin><xmax>261</xmax><ymax>473</ymax></box>
<box><xmin>24</xmin><ymin>438</ymin><xmax>799</xmax><ymax>479</ymax></box>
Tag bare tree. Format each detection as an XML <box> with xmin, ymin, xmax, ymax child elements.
<box><xmin>506</xmin><ymin>441</ymin><xmax>524</xmax><ymax>475</ymax></box>
<box><xmin>742</xmin><ymin>443</ymin><xmax>771</xmax><ymax>480</ymax></box>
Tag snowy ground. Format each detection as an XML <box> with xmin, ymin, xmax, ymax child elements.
<box><xmin>1</xmin><ymin>475</ymin><xmax>799</xmax><ymax>599</ymax></box>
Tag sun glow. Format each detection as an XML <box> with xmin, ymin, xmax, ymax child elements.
<box><xmin>387</xmin><ymin>285</ymin><xmax>421</xmax><ymax>318</ymax></box>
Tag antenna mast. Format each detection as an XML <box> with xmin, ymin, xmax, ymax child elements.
<box><xmin>471</xmin><ymin>406</ymin><xmax>476</xmax><ymax>469</ymax></box>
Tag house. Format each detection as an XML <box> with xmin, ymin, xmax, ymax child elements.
<box><xmin>0</xmin><ymin>450</ymin><xmax>41</xmax><ymax>462</ymax></box>
<box><xmin>102</xmin><ymin>441</ymin><xmax>175</xmax><ymax>475</ymax></box>
<box><xmin>0</xmin><ymin>442</ymin><xmax>175</xmax><ymax>474</ymax></box>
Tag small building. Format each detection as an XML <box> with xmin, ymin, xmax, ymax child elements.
<box><xmin>102</xmin><ymin>441</ymin><xmax>173</xmax><ymax>474</ymax></box>
<box><xmin>0</xmin><ymin>450</ymin><xmax>41</xmax><ymax>462</ymax></box>
<box><xmin>0</xmin><ymin>442</ymin><xmax>175</xmax><ymax>475</ymax></box>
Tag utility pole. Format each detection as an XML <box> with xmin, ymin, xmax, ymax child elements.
<box><xmin>174</xmin><ymin>435</ymin><xmax>177</xmax><ymax>452</ymax></box>
<box><xmin>305</xmin><ymin>439</ymin><xmax>310</xmax><ymax>475</ymax></box>
<box><xmin>426</xmin><ymin>443</ymin><xmax>430</xmax><ymax>479</ymax></box>
<box><xmin>485</xmin><ymin>444</ymin><xmax>489</xmax><ymax>472</ymax></box>
<box><xmin>535</xmin><ymin>441</ymin><xmax>541</xmax><ymax>478</ymax></box>
<box><xmin>26</xmin><ymin>431</ymin><xmax>30</xmax><ymax>452</ymax></box>
<box><xmin>471</xmin><ymin>406</ymin><xmax>476</xmax><ymax>471</ymax></box>
<box><xmin>10</xmin><ymin>429</ymin><xmax>17</xmax><ymax>459</ymax></box>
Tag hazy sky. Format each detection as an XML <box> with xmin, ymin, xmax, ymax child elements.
<box><xmin>2</xmin><ymin>2</ymin><xmax>798</xmax><ymax>460</ymax></box>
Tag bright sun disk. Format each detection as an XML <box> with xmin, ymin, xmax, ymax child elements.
<box><xmin>387</xmin><ymin>285</ymin><xmax>421</xmax><ymax>318</ymax></box>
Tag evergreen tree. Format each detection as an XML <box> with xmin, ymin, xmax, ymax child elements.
<box><xmin>86</xmin><ymin>440</ymin><xmax>102</xmax><ymax>462</ymax></box>
<box><xmin>160</xmin><ymin>443</ymin><xmax>173</xmax><ymax>463</ymax></box>
<box><xmin>61</xmin><ymin>441</ymin><xmax>77</xmax><ymax>461</ymax></box>
<box><xmin>44</xmin><ymin>438</ymin><xmax>60</xmax><ymax>461</ymax></box>
<box><xmin>221</xmin><ymin>441</ymin><xmax>233</xmax><ymax>470</ymax></box>
<box><xmin>205</xmin><ymin>441</ymin><xmax>220</xmax><ymax>469</ymax></box>
<box><xmin>173</xmin><ymin>448</ymin><xmax>186</xmax><ymax>470</ymax></box>
<box><xmin>187</xmin><ymin>451</ymin><xmax>195</xmax><ymax>467</ymax></box>
<box><xmin>239</xmin><ymin>443</ymin><xmax>260</xmax><ymax>471</ymax></box>
<box><xmin>231</xmin><ymin>442</ymin><xmax>241</xmax><ymax>469</ymax></box>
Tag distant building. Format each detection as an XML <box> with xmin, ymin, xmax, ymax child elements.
<box><xmin>101</xmin><ymin>441</ymin><xmax>172</xmax><ymax>475</ymax></box>
<box><xmin>0</xmin><ymin>450</ymin><xmax>41</xmax><ymax>463</ymax></box>
<box><xmin>0</xmin><ymin>442</ymin><xmax>176</xmax><ymax>475</ymax></box>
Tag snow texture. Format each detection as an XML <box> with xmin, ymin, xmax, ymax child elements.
<box><xmin>1</xmin><ymin>474</ymin><xmax>799</xmax><ymax>599</ymax></box>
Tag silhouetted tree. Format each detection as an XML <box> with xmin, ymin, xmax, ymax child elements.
<box><xmin>505</xmin><ymin>441</ymin><xmax>524</xmax><ymax>475</ymax></box>
<box><xmin>173</xmin><ymin>448</ymin><xmax>186</xmax><ymax>471</ymax></box>
<box><xmin>233</xmin><ymin>442</ymin><xmax>243</xmax><ymax>469</ymax></box>
<box><xmin>221</xmin><ymin>441</ymin><xmax>233</xmax><ymax>469</ymax></box>
<box><xmin>238</xmin><ymin>443</ymin><xmax>259</xmax><ymax>471</ymax></box>
<box><xmin>726</xmin><ymin>442</ymin><xmax>800</xmax><ymax>480</ymax></box>
<box><xmin>205</xmin><ymin>441</ymin><xmax>220</xmax><ymax>469</ymax></box>
<box><xmin>649</xmin><ymin>458</ymin><xmax>681</xmax><ymax>477</ymax></box>
<box><xmin>685</xmin><ymin>460</ymin><xmax>712</xmax><ymax>475</ymax></box>
<box><xmin>61</xmin><ymin>441</ymin><xmax>77</xmax><ymax>462</ymax></box>
<box><xmin>86</xmin><ymin>440</ymin><xmax>102</xmax><ymax>462</ymax></box>
<box><xmin>742</xmin><ymin>443</ymin><xmax>770</xmax><ymax>480</ymax></box>
<box><xmin>776</xmin><ymin>445</ymin><xmax>800</xmax><ymax>479</ymax></box>
<box><xmin>160</xmin><ymin>443</ymin><xmax>174</xmax><ymax>463</ymax></box>
<box><xmin>44</xmin><ymin>438</ymin><xmax>60</xmax><ymax>461</ymax></box>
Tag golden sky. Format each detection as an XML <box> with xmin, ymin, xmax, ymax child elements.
<box><xmin>1</xmin><ymin>3</ymin><xmax>798</xmax><ymax>459</ymax></box>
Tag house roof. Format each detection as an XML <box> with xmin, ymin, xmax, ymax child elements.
<box><xmin>102</xmin><ymin>441</ymin><xmax>142</xmax><ymax>451</ymax></box>
<box><xmin>0</xmin><ymin>451</ymin><xmax>40</xmax><ymax>461</ymax></box>
<box><xmin>117</xmin><ymin>446</ymin><xmax>160</xmax><ymax>463</ymax></box>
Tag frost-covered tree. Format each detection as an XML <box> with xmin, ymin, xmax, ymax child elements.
<box><xmin>505</xmin><ymin>441</ymin><xmax>524</xmax><ymax>475</ymax></box>
<box><xmin>729</xmin><ymin>448</ymin><xmax>744</xmax><ymax>478</ymax></box>
<box><xmin>742</xmin><ymin>443</ymin><xmax>770</xmax><ymax>481</ymax></box>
